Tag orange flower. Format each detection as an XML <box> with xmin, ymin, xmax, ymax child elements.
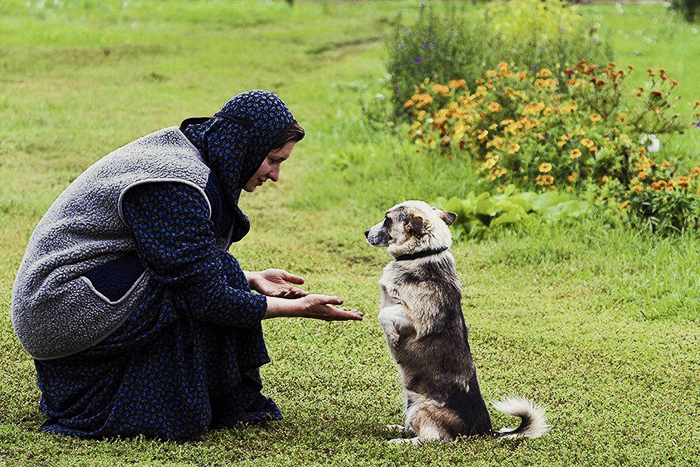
<box><xmin>448</xmin><ymin>79</ymin><xmax>467</xmax><ymax>89</ymax></box>
<box><xmin>691</xmin><ymin>166</ymin><xmax>700</xmax><ymax>176</ymax></box>
<box><xmin>507</xmin><ymin>143</ymin><xmax>520</xmax><ymax>154</ymax></box>
<box><xmin>538</xmin><ymin>68</ymin><xmax>552</xmax><ymax>78</ymax></box>
<box><xmin>618</xmin><ymin>201</ymin><xmax>629</xmax><ymax>210</ymax></box>
<box><xmin>633</xmin><ymin>185</ymin><xmax>643</xmax><ymax>192</ymax></box>
<box><xmin>661</xmin><ymin>161</ymin><xmax>670</xmax><ymax>168</ymax></box>
<box><xmin>638</xmin><ymin>171</ymin><xmax>647</xmax><ymax>180</ymax></box>
<box><xmin>539</xmin><ymin>163</ymin><xmax>552</xmax><ymax>173</ymax></box>
<box><xmin>432</xmin><ymin>84</ymin><xmax>450</xmax><ymax>95</ymax></box>
<box><xmin>567</xmin><ymin>172</ymin><xmax>578</xmax><ymax>183</ymax></box>
<box><xmin>488</xmin><ymin>102</ymin><xmax>501</xmax><ymax>112</ymax></box>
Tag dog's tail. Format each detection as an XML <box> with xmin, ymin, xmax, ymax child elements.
<box><xmin>491</xmin><ymin>397</ymin><xmax>551</xmax><ymax>439</ymax></box>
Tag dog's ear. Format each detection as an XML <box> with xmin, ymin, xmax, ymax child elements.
<box><xmin>439</xmin><ymin>210</ymin><xmax>457</xmax><ymax>226</ymax></box>
<box><xmin>407</xmin><ymin>213</ymin><xmax>426</xmax><ymax>236</ymax></box>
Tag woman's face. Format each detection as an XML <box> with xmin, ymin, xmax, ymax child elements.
<box><xmin>243</xmin><ymin>141</ymin><xmax>296</xmax><ymax>192</ymax></box>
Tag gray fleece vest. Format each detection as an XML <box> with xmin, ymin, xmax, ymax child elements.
<box><xmin>11</xmin><ymin>127</ymin><xmax>225</xmax><ymax>360</ymax></box>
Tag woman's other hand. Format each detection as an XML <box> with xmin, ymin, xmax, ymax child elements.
<box><xmin>247</xmin><ymin>268</ymin><xmax>308</xmax><ymax>298</ymax></box>
<box><xmin>264</xmin><ymin>294</ymin><xmax>363</xmax><ymax>321</ymax></box>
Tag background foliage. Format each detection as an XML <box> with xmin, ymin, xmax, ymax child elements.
<box><xmin>1</xmin><ymin>1</ymin><xmax>700</xmax><ymax>465</ymax></box>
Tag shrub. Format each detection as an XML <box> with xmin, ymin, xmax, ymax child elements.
<box><xmin>406</xmin><ymin>62</ymin><xmax>694</xmax><ymax>193</ymax></box>
<box><xmin>435</xmin><ymin>185</ymin><xmax>591</xmax><ymax>240</ymax></box>
<box><xmin>385</xmin><ymin>0</ymin><xmax>612</xmax><ymax>120</ymax></box>
<box><xmin>670</xmin><ymin>0</ymin><xmax>700</xmax><ymax>23</ymax></box>
<box><xmin>619</xmin><ymin>159</ymin><xmax>700</xmax><ymax>235</ymax></box>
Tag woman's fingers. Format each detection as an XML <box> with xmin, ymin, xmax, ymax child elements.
<box><xmin>282</xmin><ymin>271</ymin><xmax>305</xmax><ymax>285</ymax></box>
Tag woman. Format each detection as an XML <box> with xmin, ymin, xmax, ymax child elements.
<box><xmin>11</xmin><ymin>90</ymin><xmax>362</xmax><ymax>440</ymax></box>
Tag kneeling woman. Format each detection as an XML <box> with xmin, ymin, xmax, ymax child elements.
<box><xmin>11</xmin><ymin>91</ymin><xmax>362</xmax><ymax>440</ymax></box>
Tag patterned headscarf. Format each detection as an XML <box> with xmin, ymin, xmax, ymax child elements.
<box><xmin>181</xmin><ymin>90</ymin><xmax>297</xmax><ymax>242</ymax></box>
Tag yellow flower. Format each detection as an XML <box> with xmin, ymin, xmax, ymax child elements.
<box><xmin>619</xmin><ymin>133</ymin><xmax>631</xmax><ymax>144</ymax></box>
<box><xmin>448</xmin><ymin>79</ymin><xmax>467</xmax><ymax>89</ymax></box>
<box><xmin>485</xmin><ymin>70</ymin><xmax>498</xmax><ymax>78</ymax></box>
<box><xmin>567</xmin><ymin>172</ymin><xmax>578</xmax><ymax>183</ymax></box>
<box><xmin>497</xmin><ymin>62</ymin><xmax>511</xmax><ymax>76</ymax></box>
<box><xmin>589</xmin><ymin>113</ymin><xmax>602</xmax><ymax>123</ymax></box>
<box><xmin>536</xmin><ymin>174</ymin><xmax>554</xmax><ymax>186</ymax></box>
<box><xmin>690</xmin><ymin>166</ymin><xmax>700</xmax><ymax>176</ymax></box>
<box><xmin>405</xmin><ymin>99</ymin><xmax>415</xmax><ymax>108</ymax></box>
<box><xmin>589</xmin><ymin>146</ymin><xmax>597</xmax><ymax>153</ymax></box>
<box><xmin>618</xmin><ymin>201</ymin><xmax>629</xmax><ymax>210</ymax></box>
<box><xmin>581</xmin><ymin>138</ymin><xmax>594</xmax><ymax>148</ymax></box>
<box><xmin>507</xmin><ymin>143</ymin><xmax>520</xmax><ymax>154</ymax></box>
<box><xmin>617</xmin><ymin>113</ymin><xmax>628</xmax><ymax>124</ymax></box>
<box><xmin>516</xmin><ymin>71</ymin><xmax>527</xmax><ymax>80</ymax></box>
<box><xmin>488</xmin><ymin>102</ymin><xmax>502</xmax><ymax>112</ymax></box>
<box><xmin>539</xmin><ymin>163</ymin><xmax>552</xmax><ymax>173</ymax></box>
<box><xmin>538</xmin><ymin>68</ymin><xmax>552</xmax><ymax>78</ymax></box>
<box><xmin>633</xmin><ymin>185</ymin><xmax>643</xmax><ymax>192</ymax></box>
<box><xmin>570</xmin><ymin>148</ymin><xmax>582</xmax><ymax>159</ymax></box>
<box><xmin>478</xmin><ymin>130</ymin><xmax>489</xmax><ymax>140</ymax></box>
<box><xmin>661</xmin><ymin>161</ymin><xmax>670</xmax><ymax>168</ymax></box>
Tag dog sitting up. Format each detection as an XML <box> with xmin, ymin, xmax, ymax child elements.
<box><xmin>364</xmin><ymin>200</ymin><xmax>550</xmax><ymax>444</ymax></box>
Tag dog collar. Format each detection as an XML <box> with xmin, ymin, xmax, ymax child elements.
<box><xmin>394</xmin><ymin>246</ymin><xmax>449</xmax><ymax>261</ymax></box>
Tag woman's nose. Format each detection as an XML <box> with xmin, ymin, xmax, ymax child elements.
<box><xmin>269</xmin><ymin>168</ymin><xmax>280</xmax><ymax>182</ymax></box>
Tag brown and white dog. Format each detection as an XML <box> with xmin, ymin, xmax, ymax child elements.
<box><xmin>365</xmin><ymin>200</ymin><xmax>550</xmax><ymax>444</ymax></box>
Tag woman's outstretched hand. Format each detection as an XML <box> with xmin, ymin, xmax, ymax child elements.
<box><xmin>264</xmin><ymin>294</ymin><xmax>363</xmax><ymax>321</ymax></box>
<box><xmin>247</xmin><ymin>268</ymin><xmax>309</xmax><ymax>298</ymax></box>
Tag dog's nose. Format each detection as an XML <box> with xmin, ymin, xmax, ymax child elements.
<box><xmin>364</xmin><ymin>229</ymin><xmax>369</xmax><ymax>238</ymax></box>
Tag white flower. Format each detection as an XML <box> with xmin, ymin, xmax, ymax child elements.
<box><xmin>427</xmin><ymin>118</ymin><xmax>434</xmax><ymax>124</ymax></box>
<box><xmin>375</xmin><ymin>93</ymin><xmax>386</xmax><ymax>100</ymax></box>
<box><xmin>641</xmin><ymin>134</ymin><xmax>660</xmax><ymax>153</ymax></box>
<box><xmin>415</xmin><ymin>130</ymin><xmax>423</xmax><ymax>136</ymax></box>
<box><xmin>663</xmin><ymin>2</ymin><xmax>672</xmax><ymax>7</ymax></box>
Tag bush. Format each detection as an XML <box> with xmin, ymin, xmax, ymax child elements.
<box><xmin>671</xmin><ymin>0</ymin><xmax>700</xmax><ymax>23</ymax></box>
<box><xmin>435</xmin><ymin>185</ymin><xmax>591</xmax><ymax>240</ymax></box>
<box><xmin>386</xmin><ymin>0</ymin><xmax>612</xmax><ymax>120</ymax></box>
<box><xmin>620</xmin><ymin>160</ymin><xmax>700</xmax><ymax>235</ymax></box>
<box><xmin>406</xmin><ymin>62</ymin><xmax>694</xmax><ymax>193</ymax></box>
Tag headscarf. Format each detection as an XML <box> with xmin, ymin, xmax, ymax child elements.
<box><xmin>181</xmin><ymin>90</ymin><xmax>297</xmax><ymax>242</ymax></box>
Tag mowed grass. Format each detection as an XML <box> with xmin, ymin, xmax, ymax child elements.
<box><xmin>1</xmin><ymin>1</ymin><xmax>700</xmax><ymax>465</ymax></box>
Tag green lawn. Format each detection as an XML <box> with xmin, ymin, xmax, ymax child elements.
<box><xmin>1</xmin><ymin>1</ymin><xmax>699</xmax><ymax>465</ymax></box>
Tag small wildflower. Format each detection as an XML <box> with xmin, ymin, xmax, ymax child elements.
<box><xmin>570</xmin><ymin>148</ymin><xmax>582</xmax><ymax>159</ymax></box>
<box><xmin>539</xmin><ymin>163</ymin><xmax>552</xmax><ymax>173</ymax></box>
<box><xmin>589</xmin><ymin>113</ymin><xmax>602</xmax><ymax>123</ymax></box>
<box><xmin>432</xmin><ymin>84</ymin><xmax>450</xmax><ymax>95</ymax></box>
<box><xmin>619</xmin><ymin>201</ymin><xmax>629</xmax><ymax>210</ymax></box>
<box><xmin>507</xmin><ymin>143</ymin><xmax>520</xmax><ymax>154</ymax></box>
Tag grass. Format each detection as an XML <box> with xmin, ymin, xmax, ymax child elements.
<box><xmin>1</xmin><ymin>0</ymin><xmax>700</xmax><ymax>465</ymax></box>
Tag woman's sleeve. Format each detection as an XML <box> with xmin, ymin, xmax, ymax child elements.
<box><xmin>120</xmin><ymin>182</ymin><xmax>267</xmax><ymax>328</ymax></box>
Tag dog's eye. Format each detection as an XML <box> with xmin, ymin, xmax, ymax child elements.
<box><xmin>383</xmin><ymin>216</ymin><xmax>392</xmax><ymax>227</ymax></box>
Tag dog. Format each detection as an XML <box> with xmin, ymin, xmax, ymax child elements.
<box><xmin>365</xmin><ymin>200</ymin><xmax>550</xmax><ymax>444</ymax></box>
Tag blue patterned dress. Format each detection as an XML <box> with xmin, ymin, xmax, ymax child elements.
<box><xmin>33</xmin><ymin>91</ymin><xmax>298</xmax><ymax>439</ymax></box>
